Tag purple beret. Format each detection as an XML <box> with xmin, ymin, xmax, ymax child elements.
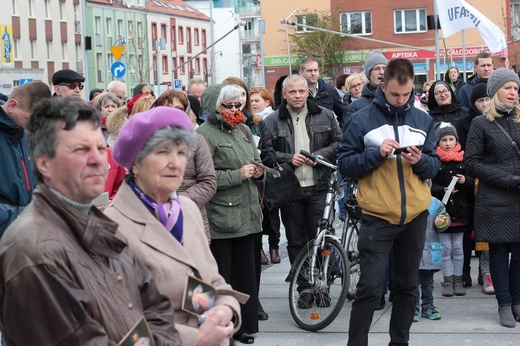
<box><xmin>113</xmin><ymin>106</ymin><xmax>193</xmax><ymax>170</ymax></box>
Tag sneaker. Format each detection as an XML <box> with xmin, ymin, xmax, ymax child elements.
<box><xmin>482</xmin><ymin>274</ymin><xmax>495</xmax><ymax>295</ymax></box>
<box><xmin>297</xmin><ymin>291</ymin><xmax>314</xmax><ymax>309</ymax></box>
<box><xmin>413</xmin><ymin>309</ymin><xmax>420</xmax><ymax>322</ymax></box>
<box><xmin>315</xmin><ymin>292</ymin><xmax>331</xmax><ymax>308</ymax></box>
<box><xmin>421</xmin><ymin>305</ymin><xmax>442</xmax><ymax>320</ymax></box>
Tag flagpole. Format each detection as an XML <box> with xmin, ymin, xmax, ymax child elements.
<box><xmin>462</xmin><ymin>30</ymin><xmax>467</xmax><ymax>82</ymax></box>
<box><xmin>434</xmin><ymin>0</ymin><xmax>441</xmax><ymax>81</ymax></box>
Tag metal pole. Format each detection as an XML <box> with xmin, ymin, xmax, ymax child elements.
<box><xmin>462</xmin><ymin>30</ymin><xmax>467</xmax><ymax>82</ymax></box>
<box><xmin>259</xmin><ymin>19</ymin><xmax>266</xmax><ymax>87</ymax></box>
<box><xmin>282</xmin><ymin>6</ymin><xmax>303</xmax><ymax>75</ymax></box>
<box><xmin>155</xmin><ymin>40</ymin><xmax>160</xmax><ymax>95</ymax></box>
<box><xmin>209</xmin><ymin>0</ymin><xmax>215</xmax><ymax>84</ymax></box>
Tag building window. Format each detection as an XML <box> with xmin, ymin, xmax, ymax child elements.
<box><xmin>161</xmin><ymin>24</ymin><xmax>167</xmax><ymax>42</ymax></box>
<box><xmin>201</xmin><ymin>29</ymin><xmax>206</xmax><ymax>49</ymax></box>
<box><xmin>96</xmin><ymin>53</ymin><xmax>103</xmax><ymax>83</ymax></box>
<box><xmin>118</xmin><ymin>19</ymin><xmax>124</xmax><ymax>38</ymax></box>
<box><xmin>195</xmin><ymin>57</ymin><xmax>201</xmax><ymax>74</ymax></box>
<box><xmin>171</xmin><ymin>25</ymin><xmax>176</xmax><ymax>51</ymax></box>
<box><xmin>512</xmin><ymin>1</ymin><xmax>520</xmax><ymax>39</ymax></box>
<box><xmin>180</xmin><ymin>56</ymin><xmax>185</xmax><ymax>74</ymax></box>
<box><xmin>172</xmin><ymin>57</ymin><xmax>178</xmax><ymax>79</ymax></box>
<box><xmin>61</xmin><ymin>42</ymin><xmax>67</xmax><ymax>61</ymax></box>
<box><xmin>95</xmin><ymin>17</ymin><xmax>102</xmax><ymax>46</ymax></box>
<box><xmin>178</xmin><ymin>26</ymin><xmax>184</xmax><ymax>44</ymax></box>
<box><xmin>128</xmin><ymin>21</ymin><xmax>134</xmax><ymax>37</ymax></box>
<box><xmin>106</xmin><ymin>18</ymin><xmax>112</xmax><ymax>37</ymax></box>
<box><xmin>394</xmin><ymin>9</ymin><xmax>426</xmax><ymax>33</ymax></box>
<box><xmin>13</xmin><ymin>39</ymin><xmax>19</xmax><ymax>60</ymax></box>
<box><xmin>46</xmin><ymin>41</ymin><xmax>51</xmax><ymax>60</ymax></box>
<box><xmin>28</xmin><ymin>0</ymin><xmax>34</xmax><ymax>17</ymax></box>
<box><xmin>60</xmin><ymin>1</ymin><xmax>65</xmax><ymax>20</ymax></box>
<box><xmin>187</xmin><ymin>27</ymin><xmax>192</xmax><ymax>53</ymax></box>
<box><xmin>30</xmin><ymin>40</ymin><xmax>35</xmax><ymax>60</ymax></box>
<box><xmin>107</xmin><ymin>53</ymin><xmax>114</xmax><ymax>72</ymax></box>
<box><xmin>340</xmin><ymin>11</ymin><xmax>372</xmax><ymax>35</ymax></box>
<box><xmin>151</xmin><ymin>22</ymin><xmax>157</xmax><ymax>48</ymax></box>
<box><xmin>137</xmin><ymin>21</ymin><xmax>144</xmax><ymax>49</ymax></box>
<box><xmin>74</xmin><ymin>4</ymin><xmax>80</xmax><ymax>33</ymax></box>
<box><xmin>295</xmin><ymin>14</ymin><xmax>317</xmax><ymax>33</ymax></box>
<box><xmin>59</xmin><ymin>1</ymin><xmax>65</xmax><ymax>21</ymax></box>
<box><xmin>162</xmin><ymin>55</ymin><xmax>168</xmax><ymax>74</ymax></box>
<box><xmin>194</xmin><ymin>28</ymin><xmax>199</xmax><ymax>45</ymax></box>
<box><xmin>44</xmin><ymin>0</ymin><xmax>50</xmax><ymax>19</ymax></box>
<box><xmin>11</xmin><ymin>0</ymin><xmax>17</xmax><ymax>15</ymax></box>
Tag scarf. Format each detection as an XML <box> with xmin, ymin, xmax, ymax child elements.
<box><xmin>436</xmin><ymin>142</ymin><xmax>464</xmax><ymax>162</ymax></box>
<box><xmin>496</xmin><ymin>101</ymin><xmax>516</xmax><ymax>115</ymax></box>
<box><xmin>129</xmin><ymin>181</ymin><xmax>183</xmax><ymax>244</ymax></box>
<box><xmin>221</xmin><ymin>110</ymin><xmax>245</xmax><ymax>128</ymax></box>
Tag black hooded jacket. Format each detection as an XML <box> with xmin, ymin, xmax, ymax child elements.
<box><xmin>427</xmin><ymin>81</ymin><xmax>467</xmax><ymax>125</ymax></box>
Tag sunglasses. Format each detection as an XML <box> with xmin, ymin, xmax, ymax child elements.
<box><xmin>58</xmin><ymin>83</ymin><xmax>84</xmax><ymax>90</ymax></box>
<box><xmin>221</xmin><ymin>102</ymin><xmax>242</xmax><ymax>110</ymax></box>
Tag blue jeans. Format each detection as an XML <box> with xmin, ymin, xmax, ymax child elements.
<box><xmin>489</xmin><ymin>242</ymin><xmax>520</xmax><ymax>307</ymax></box>
<box><xmin>416</xmin><ymin>270</ymin><xmax>436</xmax><ymax>309</ymax></box>
<box><xmin>347</xmin><ymin>211</ymin><xmax>427</xmax><ymax>346</ymax></box>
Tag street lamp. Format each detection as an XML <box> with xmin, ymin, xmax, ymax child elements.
<box><xmin>281</xmin><ymin>6</ymin><xmax>303</xmax><ymax>74</ymax></box>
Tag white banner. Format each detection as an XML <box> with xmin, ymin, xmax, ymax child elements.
<box><xmin>435</xmin><ymin>0</ymin><xmax>507</xmax><ymax>53</ymax></box>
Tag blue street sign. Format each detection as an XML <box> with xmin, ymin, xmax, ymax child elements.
<box><xmin>174</xmin><ymin>79</ymin><xmax>182</xmax><ymax>90</ymax></box>
<box><xmin>110</xmin><ymin>61</ymin><xmax>126</xmax><ymax>78</ymax></box>
<box><xmin>19</xmin><ymin>78</ymin><xmax>33</xmax><ymax>85</ymax></box>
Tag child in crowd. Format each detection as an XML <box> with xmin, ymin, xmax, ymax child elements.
<box><xmin>431</xmin><ymin>122</ymin><xmax>474</xmax><ymax>297</ymax></box>
<box><xmin>414</xmin><ymin>196</ymin><xmax>450</xmax><ymax>322</ymax></box>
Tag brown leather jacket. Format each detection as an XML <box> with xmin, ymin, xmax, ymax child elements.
<box><xmin>0</xmin><ymin>184</ymin><xmax>181</xmax><ymax>346</ymax></box>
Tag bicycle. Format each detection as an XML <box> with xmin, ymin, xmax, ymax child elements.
<box><xmin>286</xmin><ymin>150</ymin><xmax>349</xmax><ymax>331</ymax></box>
<box><xmin>339</xmin><ymin>179</ymin><xmax>362</xmax><ymax>300</ymax></box>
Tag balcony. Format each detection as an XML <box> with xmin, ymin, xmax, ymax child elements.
<box><xmin>237</xmin><ymin>4</ymin><xmax>260</xmax><ymax>17</ymax></box>
<box><xmin>241</xmin><ymin>29</ymin><xmax>260</xmax><ymax>41</ymax></box>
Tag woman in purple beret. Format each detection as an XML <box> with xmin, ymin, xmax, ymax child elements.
<box><xmin>105</xmin><ymin>107</ymin><xmax>247</xmax><ymax>346</ymax></box>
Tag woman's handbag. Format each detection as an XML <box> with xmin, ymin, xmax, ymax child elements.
<box><xmin>256</xmin><ymin>163</ymin><xmax>303</xmax><ymax>210</ymax></box>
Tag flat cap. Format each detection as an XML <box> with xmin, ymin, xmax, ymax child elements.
<box><xmin>52</xmin><ymin>69</ymin><xmax>85</xmax><ymax>85</ymax></box>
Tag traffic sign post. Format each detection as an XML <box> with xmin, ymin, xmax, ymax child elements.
<box><xmin>174</xmin><ymin>79</ymin><xmax>182</xmax><ymax>90</ymax></box>
<box><xmin>110</xmin><ymin>61</ymin><xmax>126</xmax><ymax>78</ymax></box>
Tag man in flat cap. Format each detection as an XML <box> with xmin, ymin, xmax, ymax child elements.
<box><xmin>52</xmin><ymin>68</ymin><xmax>85</xmax><ymax>97</ymax></box>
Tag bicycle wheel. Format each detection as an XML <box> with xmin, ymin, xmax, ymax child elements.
<box><xmin>346</xmin><ymin>222</ymin><xmax>360</xmax><ymax>300</ymax></box>
<box><xmin>288</xmin><ymin>237</ymin><xmax>349</xmax><ymax>331</ymax></box>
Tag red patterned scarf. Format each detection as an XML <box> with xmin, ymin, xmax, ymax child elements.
<box><xmin>436</xmin><ymin>142</ymin><xmax>464</xmax><ymax>162</ymax></box>
<box><xmin>221</xmin><ymin>110</ymin><xmax>245</xmax><ymax>128</ymax></box>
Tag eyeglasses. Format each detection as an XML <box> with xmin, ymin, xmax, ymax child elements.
<box><xmin>350</xmin><ymin>83</ymin><xmax>364</xmax><ymax>90</ymax></box>
<box><xmin>434</xmin><ymin>90</ymin><xmax>450</xmax><ymax>97</ymax></box>
<box><xmin>58</xmin><ymin>83</ymin><xmax>84</xmax><ymax>90</ymax></box>
<box><xmin>221</xmin><ymin>102</ymin><xmax>242</xmax><ymax>110</ymax></box>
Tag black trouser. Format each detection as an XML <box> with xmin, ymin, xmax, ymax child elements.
<box><xmin>347</xmin><ymin>211</ymin><xmax>427</xmax><ymax>346</ymax></box>
<box><xmin>280</xmin><ymin>188</ymin><xmax>327</xmax><ymax>264</ymax></box>
<box><xmin>211</xmin><ymin>234</ymin><xmax>259</xmax><ymax>335</ymax></box>
<box><xmin>261</xmin><ymin>208</ymin><xmax>281</xmax><ymax>250</ymax></box>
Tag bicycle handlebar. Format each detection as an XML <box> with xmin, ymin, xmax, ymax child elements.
<box><xmin>300</xmin><ymin>150</ymin><xmax>337</xmax><ymax>170</ymax></box>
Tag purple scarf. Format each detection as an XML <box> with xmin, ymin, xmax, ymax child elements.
<box><xmin>129</xmin><ymin>181</ymin><xmax>183</xmax><ymax>244</ymax></box>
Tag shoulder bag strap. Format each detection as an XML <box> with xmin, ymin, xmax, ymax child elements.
<box><xmin>494</xmin><ymin>121</ymin><xmax>520</xmax><ymax>159</ymax></box>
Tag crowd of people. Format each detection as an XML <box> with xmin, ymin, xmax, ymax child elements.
<box><xmin>1</xmin><ymin>48</ymin><xmax>520</xmax><ymax>346</ymax></box>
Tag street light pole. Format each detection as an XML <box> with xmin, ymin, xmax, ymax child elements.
<box><xmin>281</xmin><ymin>6</ymin><xmax>303</xmax><ymax>75</ymax></box>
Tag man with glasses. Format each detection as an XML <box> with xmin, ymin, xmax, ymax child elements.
<box><xmin>299</xmin><ymin>57</ymin><xmax>345</xmax><ymax>127</ymax></box>
<box><xmin>52</xmin><ymin>69</ymin><xmax>85</xmax><ymax>97</ymax></box>
<box><xmin>346</xmin><ymin>50</ymin><xmax>388</xmax><ymax>118</ymax></box>
<box><xmin>264</xmin><ymin>74</ymin><xmax>342</xmax><ymax>308</ymax></box>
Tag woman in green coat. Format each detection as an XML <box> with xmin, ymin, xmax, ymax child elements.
<box><xmin>196</xmin><ymin>84</ymin><xmax>264</xmax><ymax>344</ymax></box>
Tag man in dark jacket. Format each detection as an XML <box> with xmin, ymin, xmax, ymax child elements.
<box><xmin>299</xmin><ymin>57</ymin><xmax>345</xmax><ymax>126</ymax></box>
<box><xmin>338</xmin><ymin>58</ymin><xmax>440</xmax><ymax>346</ymax></box>
<box><xmin>346</xmin><ymin>50</ymin><xmax>388</xmax><ymax>119</ymax></box>
<box><xmin>456</xmin><ymin>51</ymin><xmax>494</xmax><ymax>108</ymax></box>
<box><xmin>264</xmin><ymin>74</ymin><xmax>342</xmax><ymax>308</ymax></box>
<box><xmin>0</xmin><ymin>97</ymin><xmax>181</xmax><ymax>345</ymax></box>
<box><xmin>0</xmin><ymin>82</ymin><xmax>51</xmax><ymax>235</ymax></box>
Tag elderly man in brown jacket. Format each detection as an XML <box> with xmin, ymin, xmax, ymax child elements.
<box><xmin>0</xmin><ymin>97</ymin><xmax>181</xmax><ymax>345</ymax></box>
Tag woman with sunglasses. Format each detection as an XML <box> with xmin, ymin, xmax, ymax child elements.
<box><xmin>427</xmin><ymin>80</ymin><xmax>468</xmax><ymax>125</ymax></box>
<box><xmin>197</xmin><ymin>84</ymin><xmax>264</xmax><ymax>345</ymax></box>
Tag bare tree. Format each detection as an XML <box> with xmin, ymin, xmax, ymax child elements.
<box><xmin>124</xmin><ymin>25</ymin><xmax>152</xmax><ymax>84</ymax></box>
<box><xmin>287</xmin><ymin>10</ymin><xmax>345</xmax><ymax>78</ymax></box>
